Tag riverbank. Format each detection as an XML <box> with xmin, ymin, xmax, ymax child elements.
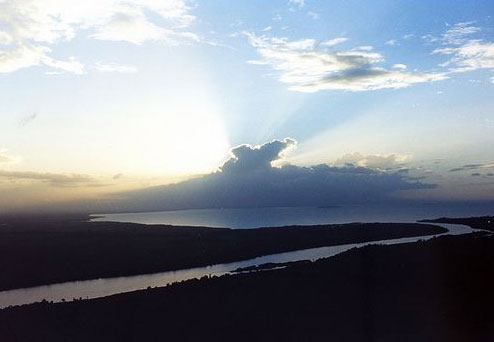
<box><xmin>0</xmin><ymin>214</ymin><xmax>446</xmax><ymax>290</ymax></box>
<box><xmin>1</xmin><ymin>232</ymin><xmax>492</xmax><ymax>341</ymax></box>
<box><xmin>421</xmin><ymin>215</ymin><xmax>494</xmax><ymax>231</ymax></box>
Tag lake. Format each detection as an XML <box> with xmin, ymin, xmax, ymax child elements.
<box><xmin>91</xmin><ymin>203</ymin><xmax>494</xmax><ymax>228</ymax></box>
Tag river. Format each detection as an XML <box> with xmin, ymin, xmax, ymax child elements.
<box><xmin>0</xmin><ymin>223</ymin><xmax>478</xmax><ymax>309</ymax></box>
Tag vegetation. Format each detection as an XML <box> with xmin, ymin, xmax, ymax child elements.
<box><xmin>1</xmin><ymin>233</ymin><xmax>492</xmax><ymax>341</ymax></box>
<box><xmin>0</xmin><ymin>214</ymin><xmax>445</xmax><ymax>290</ymax></box>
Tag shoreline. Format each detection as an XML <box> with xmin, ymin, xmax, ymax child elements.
<box><xmin>0</xmin><ymin>215</ymin><xmax>446</xmax><ymax>291</ymax></box>
<box><xmin>1</xmin><ymin>231</ymin><xmax>492</xmax><ymax>341</ymax></box>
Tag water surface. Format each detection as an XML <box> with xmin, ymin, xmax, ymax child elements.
<box><xmin>91</xmin><ymin>204</ymin><xmax>493</xmax><ymax>228</ymax></box>
<box><xmin>0</xmin><ymin>223</ymin><xmax>476</xmax><ymax>309</ymax></box>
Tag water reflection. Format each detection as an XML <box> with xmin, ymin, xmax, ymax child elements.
<box><xmin>0</xmin><ymin>223</ymin><xmax>475</xmax><ymax>309</ymax></box>
<box><xmin>91</xmin><ymin>205</ymin><xmax>494</xmax><ymax>229</ymax></box>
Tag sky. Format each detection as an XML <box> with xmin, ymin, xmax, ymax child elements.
<box><xmin>1</xmin><ymin>0</ymin><xmax>494</xmax><ymax>212</ymax></box>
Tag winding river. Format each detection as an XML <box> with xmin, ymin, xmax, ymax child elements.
<box><xmin>0</xmin><ymin>223</ymin><xmax>479</xmax><ymax>309</ymax></box>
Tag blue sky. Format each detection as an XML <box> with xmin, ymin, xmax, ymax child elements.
<box><xmin>0</xmin><ymin>0</ymin><xmax>493</xmax><ymax>211</ymax></box>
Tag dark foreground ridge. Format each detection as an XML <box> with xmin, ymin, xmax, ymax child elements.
<box><xmin>1</xmin><ymin>233</ymin><xmax>492</xmax><ymax>342</ymax></box>
<box><xmin>0</xmin><ymin>215</ymin><xmax>445</xmax><ymax>290</ymax></box>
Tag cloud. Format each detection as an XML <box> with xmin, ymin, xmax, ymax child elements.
<box><xmin>431</xmin><ymin>22</ymin><xmax>494</xmax><ymax>73</ymax></box>
<box><xmin>423</xmin><ymin>22</ymin><xmax>481</xmax><ymax>46</ymax></box>
<box><xmin>43</xmin><ymin>55</ymin><xmax>84</xmax><ymax>74</ymax></box>
<box><xmin>434</xmin><ymin>40</ymin><xmax>494</xmax><ymax>72</ymax></box>
<box><xmin>0</xmin><ymin>153</ymin><xmax>13</xmax><ymax>163</ymax></box>
<box><xmin>0</xmin><ymin>42</ymin><xmax>83</xmax><ymax>74</ymax></box>
<box><xmin>18</xmin><ymin>112</ymin><xmax>37</xmax><ymax>126</ymax></box>
<box><xmin>320</xmin><ymin>38</ymin><xmax>348</xmax><ymax>47</ymax></box>
<box><xmin>113</xmin><ymin>173</ymin><xmax>124</xmax><ymax>180</ymax></box>
<box><xmin>449</xmin><ymin>163</ymin><xmax>494</xmax><ymax>172</ymax></box>
<box><xmin>95</xmin><ymin>62</ymin><xmax>138</xmax><ymax>73</ymax></box>
<box><xmin>0</xmin><ymin>31</ymin><xmax>13</xmax><ymax>44</ymax></box>
<box><xmin>0</xmin><ymin>0</ymin><xmax>196</xmax><ymax>73</ymax></box>
<box><xmin>0</xmin><ymin>170</ymin><xmax>100</xmax><ymax>187</ymax></box>
<box><xmin>307</xmin><ymin>12</ymin><xmax>319</xmax><ymax>20</ymax></box>
<box><xmin>221</xmin><ymin>138</ymin><xmax>296</xmax><ymax>174</ymax></box>
<box><xmin>288</xmin><ymin>0</ymin><xmax>305</xmax><ymax>8</ymax></box>
<box><xmin>119</xmin><ymin>139</ymin><xmax>432</xmax><ymax>211</ymax></box>
<box><xmin>0</xmin><ymin>44</ymin><xmax>47</xmax><ymax>73</ymax></box>
<box><xmin>385</xmin><ymin>39</ymin><xmax>397</xmax><ymax>46</ymax></box>
<box><xmin>471</xmin><ymin>172</ymin><xmax>494</xmax><ymax>178</ymax></box>
<box><xmin>335</xmin><ymin>152</ymin><xmax>412</xmax><ymax>170</ymax></box>
<box><xmin>441</xmin><ymin>22</ymin><xmax>481</xmax><ymax>45</ymax></box>
<box><xmin>392</xmin><ymin>64</ymin><xmax>407</xmax><ymax>70</ymax></box>
<box><xmin>89</xmin><ymin>9</ymin><xmax>198</xmax><ymax>45</ymax></box>
<box><xmin>245</xmin><ymin>33</ymin><xmax>446</xmax><ymax>92</ymax></box>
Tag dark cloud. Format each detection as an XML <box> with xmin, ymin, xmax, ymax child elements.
<box><xmin>471</xmin><ymin>172</ymin><xmax>494</xmax><ymax>178</ymax></box>
<box><xmin>119</xmin><ymin>139</ymin><xmax>434</xmax><ymax>212</ymax></box>
<box><xmin>449</xmin><ymin>163</ymin><xmax>494</xmax><ymax>172</ymax></box>
<box><xmin>221</xmin><ymin>138</ymin><xmax>296</xmax><ymax>174</ymax></box>
<box><xmin>113</xmin><ymin>173</ymin><xmax>124</xmax><ymax>180</ymax></box>
<box><xmin>0</xmin><ymin>170</ymin><xmax>100</xmax><ymax>187</ymax></box>
<box><xmin>18</xmin><ymin>112</ymin><xmax>37</xmax><ymax>127</ymax></box>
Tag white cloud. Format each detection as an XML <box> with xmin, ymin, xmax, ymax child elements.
<box><xmin>451</xmin><ymin>41</ymin><xmax>494</xmax><ymax>70</ymax></box>
<box><xmin>0</xmin><ymin>149</ymin><xmax>21</xmax><ymax>164</ymax></box>
<box><xmin>90</xmin><ymin>13</ymin><xmax>169</xmax><ymax>44</ymax></box>
<box><xmin>385</xmin><ymin>39</ymin><xmax>397</xmax><ymax>46</ymax></box>
<box><xmin>422</xmin><ymin>34</ymin><xmax>440</xmax><ymax>44</ymax></box>
<box><xmin>0</xmin><ymin>0</ymin><xmax>196</xmax><ymax>73</ymax></box>
<box><xmin>320</xmin><ymin>37</ymin><xmax>348</xmax><ymax>47</ymax></box>
<box><xmin>0</xmin><ymin>44</ymin><xmax>48</xmax><ymax>73</ymax></box>
<box><xmin>95</xmin><ymin>62</ymin><xmax>138</xmax><ymax>73</ymax></box>
<box><xmin>43</xmin><ymin>55</ymin><xmax>84</xmax><ymax>74</ymax></box>
<box><xmin>246</xmin><ymin>33</ymin><xmax>446</xmax><ymax>92</ymax></box>
<box><xmin>430</xmin><ymin>22</ymin><xmax>494</xmax><ymax>74</ymax></box>
<box><xmin>423</xmin><ymin>22</ymin><xmax>481</xmax><ymax>46</ymax></box>
<box><xmin>336</xmin><ymin>152</ymin><xmax>412</xmax><ymax>170</ymax></box>
<box><xmin>441</xmin><ymin>21</ymin><xmax>481</xmax><ymax>45</ymax></box>
<box><xmin>392</xmin><ymin>64</ymin><xmax>407</xmax><ymax>70</ymax></box>
<box><xmin>0</xmin><ymin>44</ymin><xmax>83</xmax><ymax>74</ymax></box>
<box><xmin>288</xmin><ymin>0</ymin><xmax>305</xmax><ymax>8</ymax></box>
<box><xmin>308</xmin><ymin>12</ymin><xmax>319</xmax><ymax>20</ymax></box>
<box><xmin>0</xmin><ymin>152</ymin><xmax>13</xmax><ymax>163</ymax></box>
<box><xmin>434</xmin><ymin>40</ymin><xmax>494</xmax><ymax>72</ymax></box>
<box><xmin>0</xmin><ymin>31</ymin><xmax>13</xmax><ymax>45</ymax></box>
